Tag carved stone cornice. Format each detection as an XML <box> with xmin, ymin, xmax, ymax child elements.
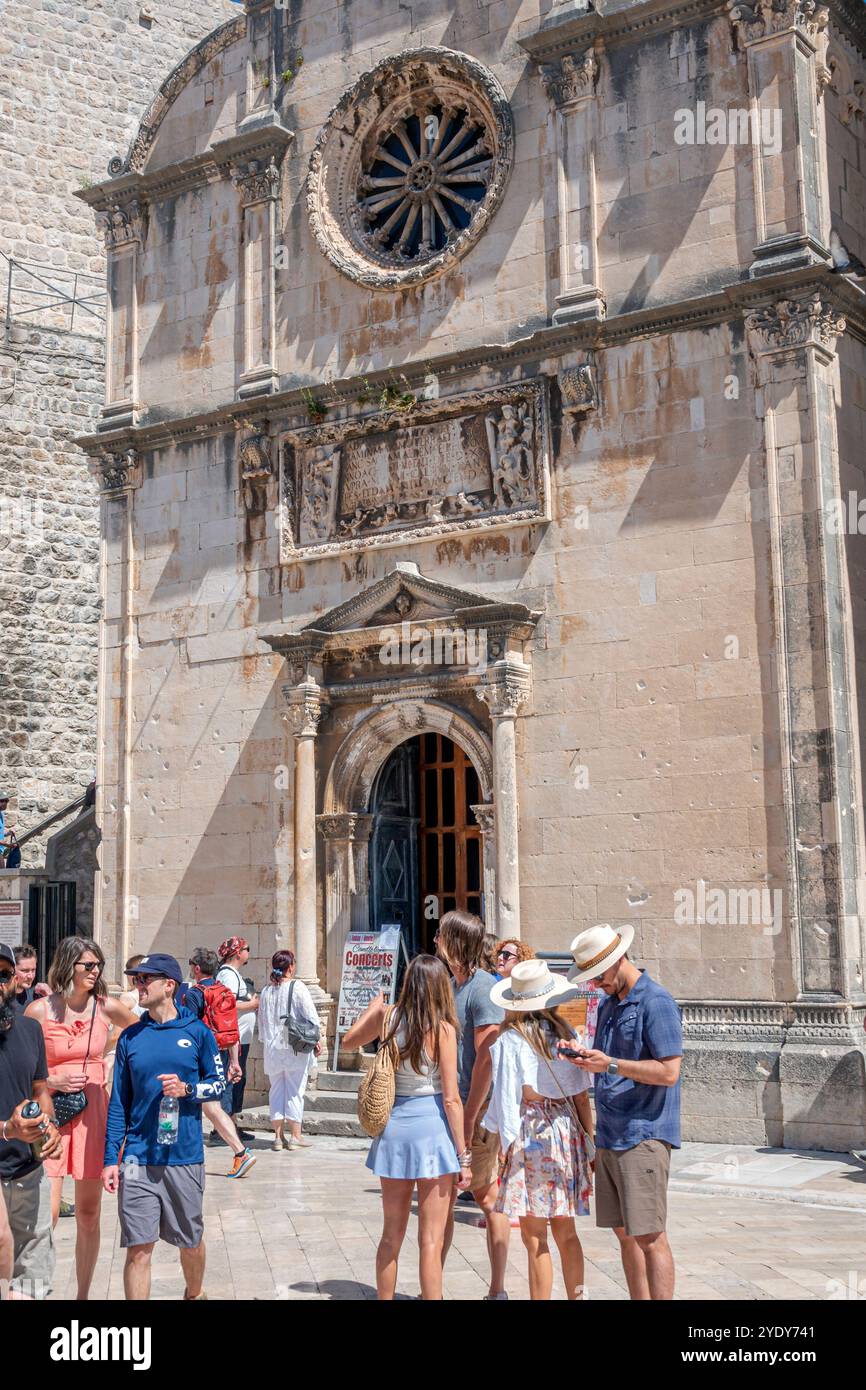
<box><xmin>475</xmin><ymin>659</ymin><xmax>532</xmax><ymax>719</ymax></box>
<box><xmin>93</xmin><ymin>449</ymin><xmax>140</xmax><ymax>496</ymax></box>
<box><xmin>728</xmin><ymin>0</ymin><xmax>829</xmax><ymax>49</ymax></box>
<box><xmin>746</xmin><ymin>292</ymin><xmax>847</xmax><ymax>353</ymax></box>
<box><xmin>101</xmin><ymin>201</ymin><xmax>146</xmax><ymax>251</ymax></box>
<box><xmin>541</xmin><ymin>48</ymin><xmax>599</xmax><ymax>105</ymax></box>
<box><xmin>558</xmin><ymin>359</ymin><xmax>598</xmax><ymax>413</ymax></box>
<box><xmin>232</xmin><ymin>156</ymin><xmax>281</xmax><ymax>207</ymax></box>
<box><xmin>283</xmin><ymin>679</ymin><xmax>326</xmax><ymax>737</ymax></box>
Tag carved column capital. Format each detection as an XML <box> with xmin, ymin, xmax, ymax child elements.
<box><xmin>728</xmin><ymin>0</ymin><xmax>829</xmax><ymax>48</ymax></box>
<box><xmin>471</xmin><ymin>803</ymin><xmax>495</xmax><ymax>836</ymax></box>
<box><xmin>541</xmin><ymin>49</ymin><xmax>599</xmax><ymax>106</ymax></box>
<box><xmin>94</xmin><ymin>449</ymin><xmax>141</xmax><ymax>496</ymax></box>
<box><xmin>475</xmin><ymin>659</ymin><xmax>531</xmax><ymax>720</ymax></box>
<box><xmin>238</xmin><ymin>431</ymin><xmax>274</xmax><ymax>481</ymax></box>
<box><xmin>232</xmin><ymin>156</ymin><xmax>282</xmax><ymax>206</ymax></box>
<box><xmin>317</xmin><ymin>812</ymin><xmax>360</xmax><ymax>841</ymax></box>
<box><xmin>283</xmin><ymin>679</ymin><xmax>325</xmax><ymax>737</ymax></box>
<box><xmin>746</xmin><ymin>293</ymin><xmax>846</xmax><ymax>355</ymax></box>
<box><xmin>101</xmin><ymin>201</ymin><xmax>147</xmax><ymax>251</ymax></box>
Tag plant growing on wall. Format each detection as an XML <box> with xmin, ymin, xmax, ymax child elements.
<box><xmin>302</xmin><ymin>387</ymin><xmax>327</xmax><ymax>422</ymax></box>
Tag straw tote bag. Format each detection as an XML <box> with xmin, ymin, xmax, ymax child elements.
<box><xmin>357</xmin><ymin>1007</ymin><xmax>399</xmax><ymax>1138</ymax></box>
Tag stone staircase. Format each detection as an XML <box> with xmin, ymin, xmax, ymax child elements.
<box><xmin>234</xmin><ymin>1068</ymin><xmax>369</xmax><ymax>1141</ymax></box>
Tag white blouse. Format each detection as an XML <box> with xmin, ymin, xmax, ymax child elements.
<box><xmin>258</xmin><ymin>978</ymin><xmax>319</xmax><ymax>1055</ymax></box>
<box><xmin>482</xmin><ymin>1027</ymin><xmax>591</xmax><ymax>1150</ymax></box>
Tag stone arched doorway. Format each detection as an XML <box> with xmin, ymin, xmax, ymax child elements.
<box><xmin>318</xmin><ymin>700</ymin><xmax>494</xmax><ymax>995</ymax></box>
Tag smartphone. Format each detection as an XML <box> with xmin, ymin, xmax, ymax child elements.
<box><xmin>557</xmin><ymin>1040</ymin><xmax>589</xmax><ymax>1061</ymax></box>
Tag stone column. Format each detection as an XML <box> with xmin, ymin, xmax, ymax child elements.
<box><xmin>475</xmin><ymin>661</ymin><xmax>531</xmax><ymax>939</ymax></box>
<box><xmin>540</xmin><ymin>48</ymin><xmax>605</xmax><ymax>324</ymax></box>
<box><xmin>284</xmin><ymin>679</ymin><xmax>332</xmax><ymax>1029</ymax></box>
<box><xmin>471</xmin><ymin>803</ymin><xmax>497</xmax><ymax>934</ymax></box>
<box><xmin>350</xmin><ymin>815</ymin><xmax>375</xmax><ymax>934</ymax></box>
<box><xmin>729</xmin><ymin>0</ymin><xmax>830</xmax><ymax>276</ymax></box>
<box><xmin>91</xmin><ymin>451</ymin><xmax>141</xmax><ymax>987</ymax></box>
<box><xmin>233</xmin><ymin>157</ymin><xmax>282</xmax><ymax>399</ymax></box>
<box><xmin>318</xmin><ymin>813</ymin><xmax>359</xmax><ymax>998</ymax></box>
<box><xmin>101</xmin><ymin>203</ymin><xmax>145</xmax><ymax>429</ymax></box>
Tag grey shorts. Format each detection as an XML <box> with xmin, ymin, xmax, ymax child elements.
<box><xmin>595</xmin><ymin>1140</ymin><xmax>672</xmax><ymax>1237</ymax></box>
<box><xmin>118</xmin><ymin>1162</ymin><xmax>205</xmax><ymax>1250</ymax></box>
<box><xmin>1</xmin><ymin>1165</ymin><xmax>54</xmax><ymax>1299</ymax></box>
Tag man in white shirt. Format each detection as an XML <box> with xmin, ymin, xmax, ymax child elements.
<box><xmin>215</xmin><ymin>937</ymin><xmax>259</xmax><ymax>1144</ymax></box>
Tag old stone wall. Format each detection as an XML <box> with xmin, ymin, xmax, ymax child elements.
<box><xmin>0</xmin><ymin>0</ymin><xmax>238</xmax><ymax>863</ymax></box>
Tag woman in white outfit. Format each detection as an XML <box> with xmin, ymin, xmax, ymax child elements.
<box><xmin>258</xmin><ymin>950</ymin><xmax>322</xmax><ymax>1151</ymax></box>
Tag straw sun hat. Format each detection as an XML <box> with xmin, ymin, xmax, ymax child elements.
<box><xmin>489</xmin><ymin>958</ymin><xmax>579</xmax><ymax>1012</ymax></box>
<box><xmin>567</xmin><ymin>923</ymin><xmax>635</xmax><ymax>984</ymax></box>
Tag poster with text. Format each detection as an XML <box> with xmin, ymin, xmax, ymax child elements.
<box><xmin>336</xmin><ymin>926</ymin><xmax>401</xmax><ymax>1033</ymax></box>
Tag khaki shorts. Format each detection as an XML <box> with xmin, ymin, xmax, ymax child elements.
<box><xmin>1</xmin><ymin>1165</ymin><xmax>54</xmax><ymax>1299</ymax></box>
<box><xmin>594</xmin><ymin>1140</ymin><xmax>671</xmax><ymax>1237</ymax></box>
<box><xmin>470</xmin><ymin>1121</ymin><xmax>500</xmax><ymax>1194</ymax></box>
<box><xmin>118</xmin><ymin>1162</ymin><xmax>205</xmax><ymax>1249</ymax></box>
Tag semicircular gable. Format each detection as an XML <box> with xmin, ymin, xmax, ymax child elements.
<box><xmin>111</xmin><ymin>14</ymin><xmax>246</xmax><ymax>177</ymax></box>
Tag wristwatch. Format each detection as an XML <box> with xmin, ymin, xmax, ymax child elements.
<box><xmin>184</xmin><ymin>1083</ymin><xmax>193</xmax><ymax>1097</ymax></box>
<box><xmin>606</xmin><ymin>1060</ymin><xmax>620</xmax><ymax>1076</ymax></box>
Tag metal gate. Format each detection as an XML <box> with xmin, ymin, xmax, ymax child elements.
<box><xmin>27</xmin><ymin>881</ymin><xmax>77</xmax><ymax>963</ymax></box>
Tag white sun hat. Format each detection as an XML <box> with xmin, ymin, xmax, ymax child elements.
<box><xmin>490</xmin><ymin>958</ymin><xmax>579</xmax><ymax>1012</ymax></box>
<box><xmin>567</xmin><ymin>923</ymin><xmax>635</xmax><ymax>983</ymax></box>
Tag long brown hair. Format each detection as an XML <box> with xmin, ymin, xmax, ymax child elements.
<box><xmin>503</xmin><ymin>1007</ymin><xmax>572</xmax><ymax>1060</ymax></box>
<box><xmin>47</xmin><ymin>936</ymin><xmax>107</xmax><ymax>1000</ymax></box>
<box><xmin>437</xmin><ymin>908</ymin><xmax>485</xmax><ymax>977</ymax></box>
<box><xmin>385</xmin><ymin>954</ymin><xmax>458</xmax><ymax>1073</ymax></box>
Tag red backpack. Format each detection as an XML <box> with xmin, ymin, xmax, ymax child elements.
<box><xmin>200</xmin><ymin>981</ymin><xmax>239</xmax><ymax>1050</ymax></box>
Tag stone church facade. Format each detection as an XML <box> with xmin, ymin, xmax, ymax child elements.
<box><xmin>77</xmin><ymin>0</ymin><xmax>866</xmax><ymax>1147</ymax></box>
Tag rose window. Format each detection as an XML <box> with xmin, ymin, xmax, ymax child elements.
<box><xmin>307</xmin><ymin>48</ymin><xmax>514</xmax><ymax>290</ymax></box>
<box><xmin>356</xmin><ymin>105</ymin><xmax>492</xmax><ymax>263</ymax></box>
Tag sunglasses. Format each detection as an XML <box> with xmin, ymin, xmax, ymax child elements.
<box><xmin>0</xmin><ymin>968</ymin><xmax>15</xmax><ymax>982</ymax></box>
<box><xmin>497</xmin><ymin>950</ymin><xmax>518</xmax><ymax>961</ymax></box>
<box><xmin>131</xmin><ymin>973</ymin><xmax>165</xmax><ymax>987</ymax></box>
<box><xmin>77</xmin><ymin>961</ymin><xmax>103</xmax><ymax>974</ymax></box>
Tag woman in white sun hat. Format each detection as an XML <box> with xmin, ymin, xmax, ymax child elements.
<box><xmin>482</xmin><ymin>958</ymin><xmax>595</xmax><ymax>1300</ymax></box>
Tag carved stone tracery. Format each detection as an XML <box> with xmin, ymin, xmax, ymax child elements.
<box><xmin>728</xmin><ymin>0</ymin><xmax>829</xmax><ymax>47</ymax></box>
<box><xmin>306</xmin><ymin>47</ymin><xmax>514</xmax><ymax>289</ymax></box>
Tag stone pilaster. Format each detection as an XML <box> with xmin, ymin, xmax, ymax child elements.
<box><xmin>233</xmin><ymin>157</ymin><xmax>282</xmax><ymax>399</ymax></box>
<box><xmin>475</xmin><ymin>659</ymin><xmax>531</xmax><ymax>938</ymax></box>
<box><xmin>729</xmin><ymin>0</ymin><xmax>831</xmax><ymax>275</ymax></box>
<box><xmin>745</xmin><ymin>292</ymin><xmax>864</xmax><ymax>1003</ymax></box>
<box><xmin>91</xmin><ymin>450</ymin><xmax>141</xmax><ymax>988</ymax></box>
<box><xmin>100</xmin><ymin>203</ymin><xmax>146</xmax><ymax>430</ymax></box>
<box><xmin>318</xmin><ymin>811</ymin><xmax>362</xmax><ymax>999</ymax></box>
<box><xmin>539</xmin><ymin>47</ymin><xmax>605</xmax><ymax>324</ymax></box>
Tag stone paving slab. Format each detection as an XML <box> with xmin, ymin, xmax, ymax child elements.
<box><xmin>45</xmin><ymin>1139</ymin><xmax>866</xmax><ymax>1302</ymax></box>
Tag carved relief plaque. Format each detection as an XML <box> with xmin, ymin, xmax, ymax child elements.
<box><xmin>280</xmin><ymin>380</ymin><xmax>550</xmax><ymax>560</ymax></box>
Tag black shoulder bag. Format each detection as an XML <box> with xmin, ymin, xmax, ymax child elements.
<box><xmin>52</xmin><ymin>998</ymin><xmax>98</xmax><ymax>1128</ymax></box>
<box><xmin>281</xmin><ymin>980</ymin><xmax>321</xmax><ymax>1055</ymax></box>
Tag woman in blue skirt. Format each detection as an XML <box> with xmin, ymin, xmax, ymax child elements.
<box><xmin>343</xmin><ymin>954</ymin><xmax>472</xmax><ymax>1299</ymax></box>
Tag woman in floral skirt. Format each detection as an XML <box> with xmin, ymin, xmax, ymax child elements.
<box><xmin>483</xmin><ymin>958</ymin><xmax>594</xmax><ymax>1300</ymax></box>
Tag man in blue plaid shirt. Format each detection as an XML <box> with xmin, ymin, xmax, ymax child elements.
<box><xmin>564</xmin><ymin>924</ymin><xmax>682</xmax><ymax>1300</ymax></box>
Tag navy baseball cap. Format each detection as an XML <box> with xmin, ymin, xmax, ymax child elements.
<box><xmin>0</xmin><ymin>943</ymin><xmax>15</xmax><ymax>969</ymax></box>
<box><xmin>132</xmin><ymin>953</ymin><xmax>183</xmax><ymax>985</ymax></box>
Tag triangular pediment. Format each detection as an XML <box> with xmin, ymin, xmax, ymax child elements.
<box><xmin>262</xmin><ymin>566</ymin><xmax>539</xmax><ymax>661</ymax></box>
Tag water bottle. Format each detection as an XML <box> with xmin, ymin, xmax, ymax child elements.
<box><xmin>21</xmin><ymin>1100</ymin><xmax>47</xmax><ymax>1161</ymax></box>
<box><xmin>157</xmin><ymin>1095</ymin><xmax>179</xmax><ymax>1146</ymax></box>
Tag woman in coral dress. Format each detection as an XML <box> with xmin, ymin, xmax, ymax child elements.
<box><xmin>26</xmin><ymin>936</ymin><xmax>137</xmax><ymax>1300</ymax></box>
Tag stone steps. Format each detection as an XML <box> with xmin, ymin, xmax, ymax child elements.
<box><xmin>234</xmin><ymin>1069</ymin><xmax>369</xmax><ymax>1140</ymax></box>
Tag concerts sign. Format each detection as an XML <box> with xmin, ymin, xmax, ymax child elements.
<box><xmin>335</xmin><ymin>926</ymin><xmax>401</xmax><ymax>1034</ymax></box>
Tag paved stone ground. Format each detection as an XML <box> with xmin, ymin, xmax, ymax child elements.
<box><xmin>47</xmin><ymin>1138</ymin><xmax>866</xmax><ymax>1302</ymax></box>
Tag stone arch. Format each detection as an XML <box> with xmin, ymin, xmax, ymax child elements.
<box><xmin>324</xmin><ymin>698</ymin><xmax>493</xmax><ymax>814</ymax></box>
<box><xmin>319</xmin><ymin>699</ymin><xmax>494</xmax><ymax>996</ymax></box>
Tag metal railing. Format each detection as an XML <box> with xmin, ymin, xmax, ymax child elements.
<box><xmin>1</xmin><ymin>250</ymin><xmax>106</xmax><ymax>337</ymax></box>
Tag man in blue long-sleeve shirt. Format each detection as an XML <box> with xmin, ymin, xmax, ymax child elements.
<box><xmin>102</xmin><ymin>953</ymin><xmax>225</xmax><ymax>1301</ymax></box>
